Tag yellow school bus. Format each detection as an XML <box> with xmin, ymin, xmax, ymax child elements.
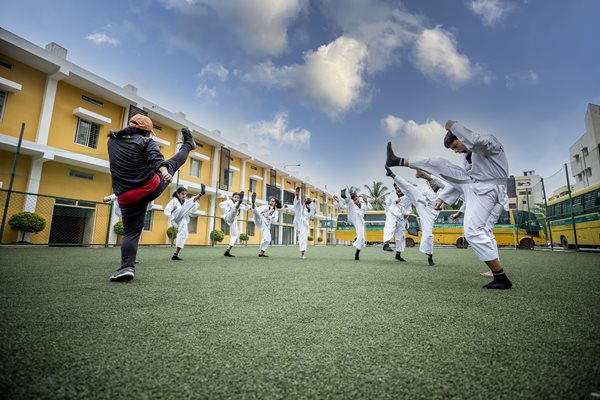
<box><xmin>335</xmin><ymin>212</ymin><xmax>421</xmax><ymax>247</ymax></box>
<box><xmin>335</xmin><ymin>209</ymin><xmax>545</xmax><ymax>249</ymax></box>
<box><xmin>432</xmin><ymin>209</ymin><xmax>546</xmax><ymax>249</ymax></box>
<box><xmin>545</xmin><ymin>182</ymin><xmax>600</xmax><ymax>249</ymax></box>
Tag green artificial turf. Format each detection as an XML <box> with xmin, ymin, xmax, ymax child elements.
<box><xmin>0</xmin><ymin>245</ymin><xmax>598</xmax><ymax>399</ymax></box>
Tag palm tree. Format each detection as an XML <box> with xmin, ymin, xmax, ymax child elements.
<box><xmin>345</xmin><ymin>185</ymin><xmax>361</xmax><ymax>196</ymax></box>
<box><xmin>363</xmin><ymin>181</ymin><xmax>390</xmax><ymax>210</ymax></box>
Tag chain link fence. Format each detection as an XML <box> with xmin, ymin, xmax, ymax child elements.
<box><xmin>0</xmin><ymin>189</ymin><xmax>113</xmax><ymax>246</ymax></box>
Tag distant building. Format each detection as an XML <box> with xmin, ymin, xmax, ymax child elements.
<box><xmin>548</xmin><ymin>185</ymin><xmax>570</xmax><ymax>202</ymax></box>
<box><xmin>570</xmin><ymin>103</ymin><xmax>600</xmax><ymax>190</ymax></box>
<box><xmin>513</xmin><ymin>170</ymin><xmax>543</xmax><ymax>211</ymax></box>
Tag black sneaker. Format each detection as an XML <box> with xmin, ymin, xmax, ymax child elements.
<box><xmin>355</xmin><ymin>250</ymin><xmax>360</xmax><ymax>261</ymax></box>
<box><xmin>385</xmin><ymin>166</ymin><xmax>394</xmax><ymax>177</ymax></box>
<box><xmin>382</xmin><ymin>243</ymin><xmax>393</xmax><ymax>252</ymax></box>
<box><xmin>428</xmin><ymin>257</ymin><xmax>435</xmax><ymax>266</ymax></box>
<box><xmin>172</xmin><ymin>254</ymin><xmax>183</xmax><ymax>261</ymax></box>
<box><xmin>181</xmin><ymin>127</ymin><xmax>196</xmax><ymax>150</ymax></box>
<box><xmin>395</xmin><ymin>253</ymin><xmax>406</xmax><ymax>262</ymax></box>
<box><xmin>341</xmin><ymin>189</ymin><xmax>347</xmax><ymax>199</ymax></box>
<box><xmin>200</xmin><ymin>183</ymin><xmax>206</xmax><ymax>196</ymax></box>
<box><xmin>109</xmin><ymin>267</ymin><xmax>135</xmax><ymax>282</ymax></box>
<box><xmin>259</xmin><ymin>253</ymin><xmax>269</xmax><ymax>257</ymax></box>
<box><xmin>483</xmin><ymin>280</ymin><xmax>512</xmax><ymax>290</ymax></box>
<box><xmin>251</xmin><ymin>192</ymin><xmax>257</xmax><ymax>205</ymax></box>
<box><xmin>224</xmin><ymin>250</ymin><xmax>234</xmax><ymax>257</ymax></box>
<box><xmin>239</xmin><ymin>191</ymin><xmax>244</xmax><ymax>203</ymax></box>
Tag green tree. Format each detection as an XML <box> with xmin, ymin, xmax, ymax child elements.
<box><xmin>345</xmin><ymin>185</ymin><xmax>361</xmax><ymax>196</ymax></box>
<box><xmin>363</xmin><ymin>181</ymin><xmax>390</xmax><ymax>211</ymax></box>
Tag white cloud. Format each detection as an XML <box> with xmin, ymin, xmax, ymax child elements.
<box><xmin>85</xmin><ymin>33</ymin><xmax>119</xmax><ymax>45</ymax></box>
<box><xmin>198</xmin><ymin>63</ymin><xmax>229</xmax><ymax>81</ymax></box>
<box><xmin>243</xmin><ymin>36</ymin><xmax>369</xmax><ymax>119</ymax></box>
<box><xmin>467</xmin><ymin>0</ymin><xmax>515</xmax><ymax>27</ymax></box>
<box><xmin>246</xmin><ymin>112</ymin><xmax>311</xmax><ymax>148</ymax></box>
<box><xmin>381</xmin><ymin>115</ymin><xmax>405</xmax><ymax>136</ymax></box>
<box><xmin>412</xmin><ymin>27</ymin><xmax>473</xmax><ymax>88</ymax></box>
<box><xmin>505</xmin><ymin>70</ymin><xmax>540</xmax><ymax>88</ymax></box>
<box><xmin>195</xmin><ymin>84</ymin><xmax>217</xmax><ymax>99</ymax></box>
<box><xmin>161</xmin><ymin>0</ymin><xmax>306</xmax><ymax>55</ymax></box>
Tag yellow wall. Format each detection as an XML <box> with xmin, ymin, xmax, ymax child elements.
<box><xmin>0</xmin><ymin>55</ymin><xmax>46</xmax><ymax>141</ymax></box>
<box><xmin>178</xmin><ymin>141</ymin><xmax>213</xmax><ymax>185</ymax></box>
<box><xmin>246</xmin><ymin>163</ymin><xmax>264</xmax><ymax>199</ymax></box>
<box><xmin>0</xmin><ymin>152</ymin><xmax>32</xmax><ymax>243</ymax></box>
<box><xmin>47</xmin><ymin>81</ymin><xmax>124</xmax><ymax>161</ymax></box>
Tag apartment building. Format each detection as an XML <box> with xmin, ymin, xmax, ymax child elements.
<box><xmin>0</xmin><ymin>28</ymin><xmax>337</xmax><ymax>246</ymax></box>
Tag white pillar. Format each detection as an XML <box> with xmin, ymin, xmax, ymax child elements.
<box><xmin>262</xmin><ymin>168</ymin><xmax>267</xmax><ymax>201</ymax></box>
<box><xmin>35</xmin><ymin>73</ymin><xmax>64</xmax><ymax>145</ymax></box>
<box><xmin>278</xmin><ymin>174</ymin><xmax>284</xmax><ymax>244</ymax></box>
<box><xmin>238</xmin><ymin>159</ymin><xmax>247</xmax><ymax>235</ymax></box>
<box><xmin>22</xmin><ymin>154</ymin><xmax>52</xmax><ymax>242</ymax></box>
<box><xmin>208</xmin><ymin>146</ymin><xmax>220</xmax><ymax>242</ymax></box>
<box><xmin>107</xmin><ymin>203</ymin><xmax>120</xmax><ymax>246</ymax></box>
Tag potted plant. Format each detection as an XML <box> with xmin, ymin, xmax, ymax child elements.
<box><xmin>8</xmin><ymin>212</ymin><xmax>46</xmax><ymax>243</ymax></box>
<box><xmin>239</xmin><ymin>233</ymin><xmax>250</xmax><ymax>246</ymax></box>
<box><xmin>210</xmin><ymin>229</ymin><xmax>225</xmax><ymax>245</ymax></box>
<box><xmin>167</xmin><ymin>226</ymin><xmax>179</xmax><ymax>247</ymax></box>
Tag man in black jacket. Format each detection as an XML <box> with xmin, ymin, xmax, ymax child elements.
<box><xmin>108</xmin><ymin>114</ymin><xmax>196</xmax><ymax>282</ymax></box>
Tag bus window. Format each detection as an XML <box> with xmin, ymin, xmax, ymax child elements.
<box><xmin>498</xmin><ymin>210</ymin><xmax>511</xmax><ymax>225</ymax></box>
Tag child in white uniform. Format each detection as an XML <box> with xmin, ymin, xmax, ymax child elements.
<box><xmin>164</xmin><ymin>185</ymin><xmax>205</xmax><ymax>260</ymax></box>
<box><xmin>219</xmin><ymin>191</ymin><xmax>250</xmax><ymax>257</ymax></box>
<box><xmin>250</xmin><ymin>192</ymin><xmax>281</xmax><ymax>257</ymax></box>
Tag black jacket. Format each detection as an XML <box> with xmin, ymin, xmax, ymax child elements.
<box><xmin>107</xmin><ymin>127</ymin><xmax>167</xmax><ymax>195</ymax></box>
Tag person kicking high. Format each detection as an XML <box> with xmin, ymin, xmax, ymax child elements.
<box><xmin>251</xmin><ymin>192</ymin><xmax>281</xmax><ymax>257</ymax></box>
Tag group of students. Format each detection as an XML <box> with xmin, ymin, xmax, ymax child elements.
<box><xmin>105</xmin><ymin>114</ymin><xmax>512</xmax><ymax>290</ymax></box>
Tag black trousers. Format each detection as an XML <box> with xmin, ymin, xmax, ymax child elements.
<box><xmin>118</xmin><ymin>143</ymin><xmax>192</xmax><ymax>269</ymax></box>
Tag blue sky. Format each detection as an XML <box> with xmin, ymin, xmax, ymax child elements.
<box><xmin>2</xmin><ymin>0</ymin><xmax>599</xmax><ymax>193</ymax></box>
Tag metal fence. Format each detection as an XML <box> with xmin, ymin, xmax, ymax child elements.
<box><xmin>0</xmin><ymin>189</ymin><xmax>113</xmax><ymax>246</ymax></box>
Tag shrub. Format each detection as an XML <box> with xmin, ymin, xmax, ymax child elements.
<box><xmin>210</xmin><ymin>229</ymin><xmax>225</xmax><ymax>243</ymax></box>
<box><xmin>8</xmin><ymin>212</ymin><xmax>46</xmax><ymax>242</ymax></box>
<box><xmin>113</xmin><ymin>220</ymin><xmax>124</xmax><ymax>236</ymax></box>
<box><xmin>167</xmin><ymin>226</ymin><xmax>179</xmax><ymax>246</ymax></box>
<box><xmin>317</xmin><ymin>237</ymin><xmax>324</xmax><ymax>243</ymax></box>
<box><xmin>239</xmin><ymin>233</ymin><xmax>250</xmax><ymax>243</ymax></box>
<box><xmin>308</xmin><ymin>235</ymin><xmax>314</xmax><ymax>242</ymax></box>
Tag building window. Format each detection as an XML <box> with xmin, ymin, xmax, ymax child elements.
<box><xmin>188</xmin><ymin>216</ymin><xmax>198</xmax><ymax>234</ymax></box>
<box><xmin>143</xmin><ymin>210</ymin><xmax>153</xmax><ymax>231</ymax></box>
<box><xmin>81</xmin><ymin>95</ymin><xmax>103</xmax><ymax>107</ymax></box>
<box><xmin>0</xmin><ymin>90</ymin><xmax>6</xmax><ymax>121</ymax></box>
<box><xmin>582</xmin><ymin>148</ymin><xmax>589</xmax><ymax>157</ymax></box>
<box><xmin>69</xmin><ymin>169</ymin><xmax>94</xmax><ymax>180</ymax></box>
<box><xmin>249</xmin><ymin>178</ymin><xmax>257</xmax><ymax>193</ymax></box>
<box><xmin>228</xmin><ymin>170</ymin><xmax>234</xmax><ymax>187</ymax></box>
<box><xmin>221</xmin><ymin>219</ymin><xmax>230</xmax><ymax>235</ymax></box>
<box><xmin>190</xmin><ymin>159</ymin><xmax>202</xmax><ymax>178</ymax></box>
<box><xmin>246</xmin><ymin>221</ymin><xmax>255</xmax><ymax>236</ymax></box>
<box><xmin>74</xmin><ymin>118</ymin><xmax>100</xmax><ymax>149</ymax></box>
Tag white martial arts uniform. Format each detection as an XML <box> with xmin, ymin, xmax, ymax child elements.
<box><xmin>164</xmin><ymin>197</ymin><xmax>199</xmax><ymax>249</ymax></box>
<box><xmin>410</xmin><ymin>122</ymin><xmax>509</xmax><ymax>261</ymax></box>
<box><xmin>219</xmin><ymin>198</ymin><xmax>250</xmax><ymax>247</ymax></box>
<box><xmin>294</xmin><ymin>197</ymin><xmax>316</xmax><ymax>252</ymax></box>
<box><xmin>383</xmin><ymin>194</ymin><xmax>412</xmax><ymax>252</ymax></box>
<box><xmin>336</xmin><ymin>197</ymin><xmax>372</xmax><ymax>250</ymax></box>
<box><xmin>392</xmin><ymin>176</ymin><xmax>442</xmax><ymax>255</ymax></box>
<box><xmin>253</xmin><ymin>205</ymin><xmax>279</xmax><ymax>252</ymax></box>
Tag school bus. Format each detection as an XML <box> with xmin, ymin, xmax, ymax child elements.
<box><xmin>335</xmin><ymin>209</ymin><xmax>545</xmax><ymax>249</ymax></box>
<box><xmin>335</xmin><ymin>212</ymin><xmax>421</xmax><ymax>247</ymax></box>
<box><xmin>545</xmin><ymin>182</ymin><xmax>600</xmax><ymax>249</ymax></box>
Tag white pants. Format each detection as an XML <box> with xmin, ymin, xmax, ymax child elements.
<box><xmin>171</xmin><ymin>199</ymin><xmax>199</xmax><ymax>226</ymax></box>
<box><xmin>299</xmin><ymin>226</ymin><xmax>308</xmax><ymax>252</ymax></box>
<box><xmin>253</xmin><ymin>212</ymin><xmax>271</xmax><ymax>252</ymax></box>
<box><xmin>393</xmin><ymin>176</ymin><xmax>438</xmax><ymax>255</ymax></box>
<box><xmin>171</xmin><ymin>200</ymin><xmax>198</xmax><ymax>249</ymax></box>
<box><xmin>410</xmin><ymin>157</ymin><xmax>501</xmax><ymax>261</ymax></box>
<box><xmin>223</xmin><ymin>208</ymin><xmax>240</xmax><ymax>247</ymax></box>
<box><xmin>344</xmin><ymin>198</ymin><xmax>365</xmax><ymax>250</ymax></box>
<box><xmin>176</xmin><ymin>219</ymin><xmax>189</xmax><ymax>249</ymax></box>
<box><xmin>383</xmin><ymin>216</ymin><xmax>406</xmax><ymax>252</ymax></box>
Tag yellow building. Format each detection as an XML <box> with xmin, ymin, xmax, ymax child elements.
<box><xmin>0</xmin><ymin>28</ymin><xmax>336</xmax><ymax>246</ymax></box>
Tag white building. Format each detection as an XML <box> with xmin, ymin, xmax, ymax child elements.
<box><xmin>570</xmin><ymin>103</ymin><xmax>600</xmax><ymax>191</ymax></box>
<box><xmin>513</xmin><ymin>170</ymin><xmax>543</xmax><ymax>211</ymax></box>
